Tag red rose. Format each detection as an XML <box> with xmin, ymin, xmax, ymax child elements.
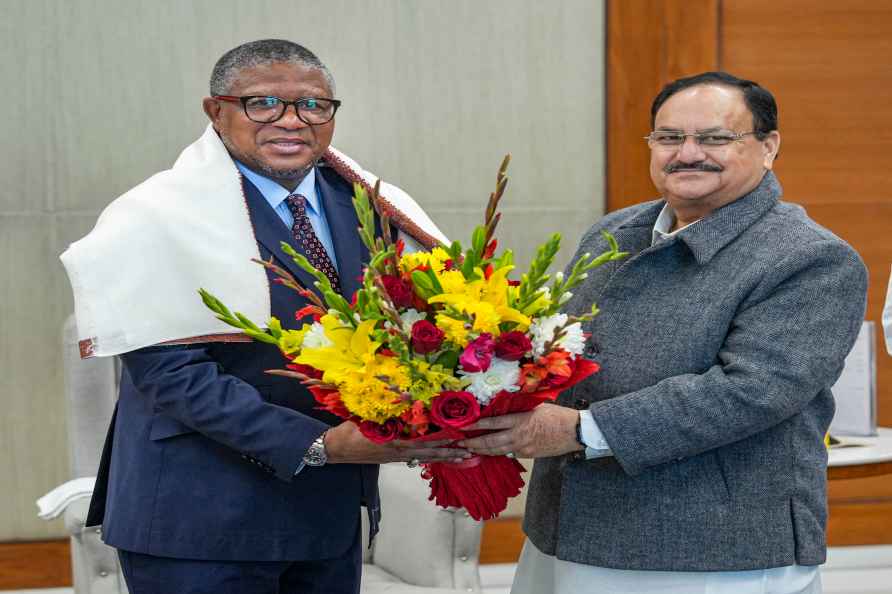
<box><xmin>411</xmin><ymin>320</ymin><xmax>445</xmax><ymax>354</ymax></box>
<box><xmin>494</xmin><ymin>331</ymin><xmax>532</xmax><ymax>361</ymax></box>
<box><xmin>358</xmin><ymin>419</ymin><xmax>401</xmax><ymax>444</ymax></box>
<box><xmin>459</xmin><ymin>333</ymin><xmax>495</xmax><ymax>372</ymax></box>
<box><xmin>430</xmin><ymin>391</ymin><xmax>481</xmax><ymax>429</ymax></box>
<box><xmin>381</xmin><ymin>275</ymin><xmax>415</xmax><ymax>309</ymax></box>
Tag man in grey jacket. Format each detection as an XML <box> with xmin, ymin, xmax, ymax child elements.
<box><xmin>460</xmin><ymin>72</ymin><xmax>867</xmax><ymax>593</ymax></box>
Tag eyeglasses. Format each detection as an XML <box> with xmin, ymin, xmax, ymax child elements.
<box><xmin>213</xmin><ymin>95</ymin><xmax>341</xmax><ymax>125</ymax></box>
<box><xmin>644</xmin><ymin>130</ymin><xmax>758</xmax><ymax>148</ymax></box>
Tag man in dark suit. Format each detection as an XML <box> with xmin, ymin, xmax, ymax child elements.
<box><xmin>66</xmin><ymin>39</ymin><xmax>463</xmax><ymax>594</ymax></box>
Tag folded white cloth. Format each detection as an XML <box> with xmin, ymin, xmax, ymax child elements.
<box><xmin>36</xmin><ymin>477</ymin><xmax>96</xmax><ymax>520</ymax></box>
<box><xmin>61</xmin><ymin>124</ymin><xmax>447</xmax><ymax>359</ymax></box>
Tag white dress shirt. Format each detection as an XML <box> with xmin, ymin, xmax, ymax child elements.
<box><xmin>516</xmin><ymin>203</ymin><xmax>821</xmax><ymax>594</ymax></box>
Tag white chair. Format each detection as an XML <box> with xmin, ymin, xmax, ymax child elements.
<box><xmin>45</xmin><ymin>315</ymin><xmax>483</xmax><ymax>594</ymax></box>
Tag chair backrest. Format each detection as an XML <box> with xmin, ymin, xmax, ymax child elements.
<box><xmin>63</xmin><ymin>314</ymin><xmax>120</xmax><ymax>479</ymax></box>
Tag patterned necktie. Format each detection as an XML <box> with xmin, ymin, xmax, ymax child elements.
<box><xmin>285</xmin><ymin>194</ymin><xmax>341</xmax><ymax>293</ymax></box>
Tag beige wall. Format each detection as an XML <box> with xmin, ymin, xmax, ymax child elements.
<box><xmin>1</xmin><ymin>0</ymin><xmax>605</xmax><ymax>539</ymax></box>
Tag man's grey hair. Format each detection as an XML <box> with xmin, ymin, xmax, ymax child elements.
<box><xmin>209</xmin><ymin>39</ymin><xmax>336</xmax><ymax>96</ymax></box>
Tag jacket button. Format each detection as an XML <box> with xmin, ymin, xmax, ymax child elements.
<box><xmin>574</xmin><ymin>398</ymin><xmax>588</xmax><ymax>410</ymax></box>
<box><xmin>571</xmin><ymin>451</ymin><xmax>585</xmax><ymax>462</ymax></box>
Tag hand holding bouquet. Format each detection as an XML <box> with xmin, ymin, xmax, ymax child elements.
<box><xmin>201</xmin><ymin>157</ymin><xmax>626</xmax><ymax>520</ymax></box>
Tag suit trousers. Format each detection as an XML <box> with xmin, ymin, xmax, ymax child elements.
<box><xmin>116</xmin><ymin>522</ymin><xmax>361</xmax><ymax>594</ymax></box>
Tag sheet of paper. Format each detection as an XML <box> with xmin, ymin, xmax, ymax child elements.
<box><xmin>830</xmin><ymin>322</ymin><xmax>877</xmax><ymax>437</ymax></box>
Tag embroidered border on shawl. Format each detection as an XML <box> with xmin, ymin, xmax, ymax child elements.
<box><xmin>159</xmin><ymin>333</ymin><xmax>254</xmax><ymax>346</ymax></box>
<box><xmin>79</xmin><ymin>333</ymin><xmax>254</xmax><ymax>358</ymax></box>
<box><xmin>321</xmin><ymin>150</ymin><xmax>442</xmax><ymax>250</ymax></box>
<box><xmin>79</xmin><ymin>338</ymin><xmax>96</xmax><ymax>359</ymax></box>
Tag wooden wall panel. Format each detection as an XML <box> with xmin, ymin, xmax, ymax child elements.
<box><xmin>0</xmin><ymin>539</ymin><xmax>71</xmax><ymax>590</ymax></box>
<box><xmin>608</xmin><ymin>0</ymin><xmax>892</xmax><ymax>548</ymax></box>
<box><xmin>481</xmin><ymin>518</ymin><xmax>526</xmax><ymax>564</ymax></box>
<box><xmin>606</xmin><ymin>0</ymin><xmax>719</xmax><ymax>212</ymax></box>
<box><xmin>721</xmin><ymin>0</ymin><xmax>892</xmax><ymax>546</ymax></box>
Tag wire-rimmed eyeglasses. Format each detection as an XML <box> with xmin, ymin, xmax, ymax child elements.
<box><xmin>213</xmin><ymin>95</ymin><xmax>341</xmax><ymax>125</ymax></box>
<box><xmin>644</xmin><ymin>130</ymin><xmax>759</xmax><ymax>148</ymax></box>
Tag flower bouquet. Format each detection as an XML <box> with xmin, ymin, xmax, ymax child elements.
<box><xmin>200</xmin><ymin>157</ymin><xmax>626</xmax><ymax>520</ymax></box>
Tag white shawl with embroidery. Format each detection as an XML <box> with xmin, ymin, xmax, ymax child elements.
<box><xmin>61</xmin><ymin>124</ymin><xmax>447</xmax><ymax>358</ymax></box>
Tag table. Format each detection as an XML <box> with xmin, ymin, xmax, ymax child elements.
<box><xmin>828</xmin><ymin>427</ymin><xmax>892</xmax><ymax>480</ymax></box>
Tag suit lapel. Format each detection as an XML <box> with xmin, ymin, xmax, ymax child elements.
<box><xmin>241</xmin><ymin>176</ymin><xmax>320</xmax><ymax>293</ymax></box>
<box><xmin>317</xmin><ymin>167</ymin><xmax>367</xmax><ymax>299</ymax></box>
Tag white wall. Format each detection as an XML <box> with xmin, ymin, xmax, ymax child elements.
<box><xmin>0</xmin><ymin>0</ymin><xmax>605</xmax><ymax>539</ymax></box>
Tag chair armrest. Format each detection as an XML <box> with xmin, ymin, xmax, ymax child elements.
<box><xmin>64</xmin><ymin>497</ymin><xmax>91</xmax><ymax>538</ymax></box>
<box><xmin>371</xmin><ymin>464</ymin><xmax>482</xmax><ymax>592</ymax></box>
<box><xmin>37</xmin><ymin>477</ymin><xmax>96</xmax><ymax>522</ymax></box>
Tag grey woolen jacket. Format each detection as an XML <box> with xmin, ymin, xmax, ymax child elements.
<box><xmin>523</xmin><ymin>171</ymin><xmax>868</xmax><ymax>571</ymax></box>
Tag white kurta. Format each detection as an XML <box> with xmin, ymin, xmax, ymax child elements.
<box><xmin>511</xmin><ymin>540</ymin><xmax>821</xmax><ymax>594</ymax></box>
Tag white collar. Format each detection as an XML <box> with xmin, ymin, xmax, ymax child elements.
<box><xmin>652</xmin><ymin>203</ymin><xmax>700</xmax><ymax>246</ymax></box>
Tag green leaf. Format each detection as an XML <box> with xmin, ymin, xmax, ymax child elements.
<box><xmin>242</xmin><ymin>328</ymin><xmax>280</xmax><ymax>345</ymax></box>
<box><xmin>434</xmin><ymin>350</ymin><xmax>459</xmax><ymax>370</ymax></box>
<box><xmin>267</xmin><ymin>317</ymin><xmax>283</xmax><ymax>339</ymax></box>
<box><xmin>471</xmin><ymin>225</ymin><xmax>487</xmax><ymax>256</ymax></box>
<box><xmin>448</xmin><ymin>240</ymin><xmax>464</xmax><ymax>261</ymax></box>
<box><xmin>411</xmin><ymin>270</ymin><xmax>434</xmax><ymax>292</ymax></box>
<box><xmin>424</xmin><ymin>268</ymin><xmax>444</xmax><ymax>294</ymax></box>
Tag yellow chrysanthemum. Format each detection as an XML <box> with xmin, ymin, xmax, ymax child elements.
<box><xmin>437</xmin><ymin>270</ymin><xmax>468</xmax><ymax>295</ymax></box>
<box><xmin>399</xmin><ymin>247</ymin><xmax>451</xmax><ymax>274</ymax></box>
<box><xmin>339</xmin><ymin>355</ymin><xmax>412</xmax><ymax>423</ymax></box>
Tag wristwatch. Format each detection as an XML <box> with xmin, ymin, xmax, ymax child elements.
<box><xmin>303</xmin><ymin>432</ymin><xmax>328</xmax><ymax>467</ymax></box>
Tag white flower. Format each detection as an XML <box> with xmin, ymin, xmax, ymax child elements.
<box><xmin>460</xmin><ymin>358</ymin><xmax>521</xmax><ymax>405</ymax></box>
<box><xmin>529</xmin><ymin>313</ymin><xmax>586</xmax><ymax>356</ymax></box>
<box><xmin>383</xmin><ymin>308</ymin><xmax>427</xmax><ymax>333</ymax></box>
<box><xmin>529</xmin><ymin>313</ymin><xmax>568</xmax><ymax>356</ymax></box>
<box><xmin>302</xmin><ymin>322</ymin><xmax>334</xmax><ymax>349</ymax></box>
<box><xmin>558</xmin><ymin>322</ymin><xmax>586</xmax><ymax>355</ymax></box>
<box><xmin>399</xmin><ymin>308</ymin><xmax>427</xmax><ymax>332</ymax></box>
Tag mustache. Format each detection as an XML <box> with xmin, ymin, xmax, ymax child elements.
<box><xmin>664</xmin><ymin>161</ymin><xmax>724</xmax><ymax>174</ymax></box>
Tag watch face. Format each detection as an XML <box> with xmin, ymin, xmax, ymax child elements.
<box><xmin>304</xmin><ymin>440</ymin><xmax>327</xmax><ymax>466</ymax></box>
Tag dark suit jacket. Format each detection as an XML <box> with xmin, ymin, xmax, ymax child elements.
<box><xmin>88</xmin><ymin>165</ymin><xmax>380</xmax><ymax>561</ymax></box>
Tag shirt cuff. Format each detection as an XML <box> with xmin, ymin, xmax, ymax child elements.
<box><xmin>579</xmin><ymin>409</ymin><xmax>613</xmax><ymax>459</ymax></box>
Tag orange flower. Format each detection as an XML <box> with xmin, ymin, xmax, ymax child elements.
<box><xmin>519</xmin><ymin>350</ymin><xmax>575</xmax><ymax>392</ymax></box>
<box><xmin>519</xmin><ymin>363</ymin><xmax>548</xmax><ymax>392</ymax></box>
<box><xmin>539</xmin><ymin>350</ymin><xmax>573</xmax><ymax>379</ymax></box>
<box><xmin>401</xmin><ymin>400</ymin><xmax>430</xmax><ymax>436</ymax></box>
